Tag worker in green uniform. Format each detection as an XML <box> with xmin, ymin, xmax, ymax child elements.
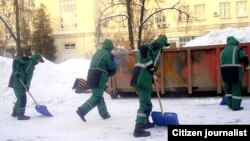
<box><xmin>8</xmin><ymin>50</ymin><xmax>44</xmax><ymax>120</ymax></box>
<box><xmin>130</xmin><ymin>35</ymin><xmax>169</xmax><ymax>137</ymax></box>
<box><xmin>220</xmin><ymin>36</ymin><xmax>249</xmax><ymax>111</ymax></box>
<box><xmin>76</xmin><ymin>39</ymin><xmax>117</xmax><ymax>122</ymax></box>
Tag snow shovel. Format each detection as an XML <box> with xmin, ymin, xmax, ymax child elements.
<box><xmin>219</xmin><ymin>96</ymin><xmax>226</xmax><ymax>105</ymax></box>
<box><xmin>151</xmin><ymin>77</ymin><xmax>179</xmax><ymax>126</ymax></box>
<box><xmin>19</xmin><ymin>79</ymin><xmax>53</xmax><ymax>117</ymax></box>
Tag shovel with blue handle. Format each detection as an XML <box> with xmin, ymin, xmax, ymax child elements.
<box><xmin>19</xmin><ymin>79</ymin><xmax>53</xmax><ymax>117</ymax></box>
<box><xmin>151</xmin><ymin>76</ymin><xmax>179</xmax><ymax>126</ymax></box>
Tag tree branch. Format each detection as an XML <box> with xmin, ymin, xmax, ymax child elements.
<box><xmin>100</xmin><ymin>14</ymin><xmax>128</xmax><ymax>23</ymax></box>
<box><xmin>0</xmin><ymin>15</ymin><xmax>17</xmax><ymax>42</ymax></box>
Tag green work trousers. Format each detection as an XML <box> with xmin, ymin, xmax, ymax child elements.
<box><xmin>79</xmin><ymin>87</ymin><xmax>108</xmax><ymax>117</ymax></box>
<box><xmin>224</xmin><ymin>82</ymin><xmax>242</xmax><ymax>109</ymax></box>
<box><xmin>13</xmin><ymin>88</ymin><xmax>27</xmax><ymax>115</ymax></box>
<box><xmin>135</xmin><ymin>87</ymin><xmax>152</xmax><ymax>125</ymax></box>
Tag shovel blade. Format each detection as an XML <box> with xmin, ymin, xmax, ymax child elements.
<box><xmin>35</xmin><ymin>105</ymin><xmax>53</xmax><ymax>117</ymax></box>
<box><xmin>151</xmin><ymin>111</ymin><xmax>179</xmax><ymax>126</ymax></box>
<box><xmin>220</xmin><ymin>96</ymin><xmax>226</xmax><ymax>105</ymax></box>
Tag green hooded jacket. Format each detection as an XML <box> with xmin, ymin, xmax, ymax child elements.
<box><xmin>130</xmin><ymin>35</ymin><xmax>169</xmax><ymax>90</ymax></box>
<box><xmin>220</xmin><ymin>36</ymin><xmax>249</xmax><ymax>82</ymax></box>
<box><xmin>9</xmin><ymin>53</ymin><xmax>44</xmax><ymax>90</ymax></box>
<box><xmin>87</xmin><ymin>39</ymin><xmax>117</xmax><ymax>88</ymax></box>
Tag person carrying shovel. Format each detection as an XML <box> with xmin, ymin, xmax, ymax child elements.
<box><xmin>8</xmin><ymin>49</ymin><xmax>44</xmax><ymax>120</ymax></box>
<box><xmin>130</xmin><ymin>35</ymin><xmax>170</xmax><ymax>137</ymax></box>
<box><xmin>76</xmin><ymin>39</ymin><xmax>118</xmax><ymax>122</ymax></box>
<box><xmin>220</xmin><ymin>36</ymin><xmax>250</xmax><ymax>111</ymax></box>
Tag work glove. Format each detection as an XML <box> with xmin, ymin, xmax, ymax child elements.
<box><xmin>148</xmin><ymin>66</ymin><xmax>156</xmax><ymax>74</ymax></box>
<box><xmin>114</xmin><ymin>57</ymin><xmax>119</xmax><ymax>67</ymax></box>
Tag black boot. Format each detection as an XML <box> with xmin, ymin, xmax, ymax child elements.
<box><xmin>133</xmin><ymin>124</ymin><xmax>151</xmax><ymax>137</ymax></box>
<box><xmin>144</xmin><ymin>121</ymin><xmax>155</xmax><ymax>129</ymax></box>
<box><xmin>231</xmin><ymin>107</ymin><xmax>244</xmax><ymax>111</ymax></box>
<box><xmin>11</xmin><ymin>112</ymin><xmax>17</xmax><ymax>117</ymax></box>
<box><xmin>17</xmin><ymin>113</ymin><xmax>30</xmax><ymax>120</ymax></box>
<box><xmin>76</xmin><ymin>108</ymin><xmax>86</xmax><ymax>122</ymax></box>
<box><xmin>102</xmin><ymin>114</ymin><xmax>111</xmax><ymax>120</ymax></box>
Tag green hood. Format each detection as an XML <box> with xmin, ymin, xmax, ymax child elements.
<box><xmin>31</xmin><ymin>52</ymin><xmax>44</xmax><ymax>65</ymax></box>
<box><xmin>102</xmin><ymin>39</ymin><xmax>114</xmax><ymax>52</ymax></box>
<box><xmin>226</xmin><ymin>36</ymin><xmax>239</xmax><ymax>46</ymax></box>
<box><xmin>152</xmin><ymin>35</ymin><xmax>169</xmax><ymax>47</ymax></box>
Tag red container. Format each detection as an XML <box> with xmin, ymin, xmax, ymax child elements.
<box><xmin>107</xmin><ymin>43</ymin><xmax>250</xmax><ymax>98</ymax></box>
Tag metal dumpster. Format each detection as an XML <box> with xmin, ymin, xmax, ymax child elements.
<box><xmin>107</xmin><ymin>43</ymin><xmax>250</xmax><ymax>98</ymax></box>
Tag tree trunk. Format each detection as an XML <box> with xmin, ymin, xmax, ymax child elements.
<box><xmin>15</xmin><ymin>0</ymin><xmax>22</xmax><ymax>57</ymax></box>
<box><xmin>126</xmin><ymin>0</ymin><xmax>134</xmax><ymax>50</ymax></box>
<box><xmin>137</xmin><ymin>0</ymin><xmax>145</xmax><ymax>48</ymax></box>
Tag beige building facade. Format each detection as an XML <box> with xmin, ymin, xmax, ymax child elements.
<box><xmin>35</xmin><ymin>0</ymin><xmax>97</xmax><ymax>63</ymax></box>
<box><xmin>165</xmin><ymin>0</ymin><xmax>250</xmax><ymax>47</ymax></box>
<box><xmin>99</xmin><ymin>0</ymin><xmax>250</xmax><ymax>48</ymax></box>
<box><xmin>1</xmin><ymin>0</ymin><xmax>250</xmax><ymax>63</ymax></box>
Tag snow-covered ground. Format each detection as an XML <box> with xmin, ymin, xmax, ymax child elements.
<box><xmin>1</xmin><ymin>56</ymin><xmax>250</xmax><ymax>141</ymax></box>
<box><xmin>1</xmin><ymin>27</ymin><xmax>250</xmax><ymax>141</ymax></box>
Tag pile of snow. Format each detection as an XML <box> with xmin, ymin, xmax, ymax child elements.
<box><xmin>0</xmin><ymin>56</ymin><xmax>90</xmax><ymax>106</ymax></box>
<box><xmin>184</xmin><ymin>27</ymin><xmax>250</xmax><ymax>47</ymax></box>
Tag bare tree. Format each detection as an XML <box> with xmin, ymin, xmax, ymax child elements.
<box><xmin>96</xmin><ymin>0</ymin><xmax>192</xmax><ymax>50</ymax></box>
<box><xmin>0</xmin><ymin>0</ymin><xmax>35</xmax><ymax>57</ymax></box>
<box><xmin>0</xmin><ymin>16</ymin><xmax>17</xmax><ymax>42</ymax></box>
<box><xmin>137</xmin><ymin>0</ymin><xmax>145</xmax><ymax>48</ymax></box>
<box><xmin>126</xmin><ymin>0</ymin><xmax>134</xmax><ymax>49</ymax></box>
<box><xmin>15</xmin><ymin>0</ymin><xmax>21</xmax><ymax>56</ymax></box>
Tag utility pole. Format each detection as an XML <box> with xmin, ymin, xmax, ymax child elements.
<box><xmin>15</xmin><ymin>0</ymin><xmax>22</xmax><ymax>57</ymax></box>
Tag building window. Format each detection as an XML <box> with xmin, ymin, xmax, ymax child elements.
<box><xmin>179</xmin><ymin>6</ymin><xmax>189</xmax><ymax>21</ymax></box>
<box><xmin>179</xmin><ymin>37</ymin><xmax>195</xmax><ymax>47</ymax></box>
<box><xmin>155</xmin><ymin>9</ymin><xmax>167</xmax><ymax>28</ymax></box>
<box><xmin>4</xmin><ymin>28</ymin><xmax>12</xmax><ymax>39</ymax></box>
<box><xmin>64</xmin><ymin>43</ymin><xmax>76</xmax><ymax>50</ymax></box>
<box><xmin>194</xmin><ymin>4</ymin><xmax>205</xmax><ymax>21</ymax></box>
<box><xmin>60</xmin><ymin>0</ymin><xmax>77</xmax><ymax>29</ymax></box>
<box><xmin>5</xmin><ymin>33</ymin><xmax>12</xmax><ymax>39</ymax></box>
<box><xmin>220</xmin><ymin>2</ymin><xmax>231</xmax><ymax>18</ymax></box>
<box><xmin>236</xmin><ymin>1</ymin><xmax>247</xmax><ymax>17</ymax></box>
<box><xmin>28</xmin><ymin>0</ymin><xmax>35</xmax><ymax>6</ymax></box>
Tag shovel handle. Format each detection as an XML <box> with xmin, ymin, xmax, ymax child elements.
<box><xmin>18</xmin><ymin>79</ymin><xmax>39</xmax><ymax>106</ymax></box>
<box><xmin>153</xmin><ymin>77</ymin><xmax>164</xmax><ymax>115</ymax></box>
